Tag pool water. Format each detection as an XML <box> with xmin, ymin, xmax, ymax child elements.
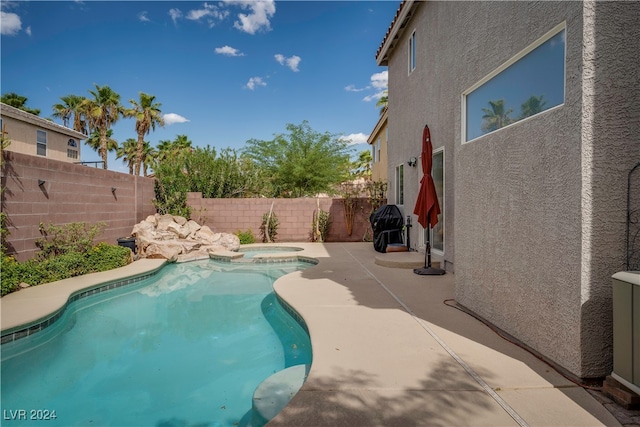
<box><xmin>238</xmin><ymin>246</ymin><xmax>303</xmax><ymax>259</ymax></box>
<box><xmin>1</xmin><ymin>259</ymin><xmax>312</xmax><ymax>427</ymax></box>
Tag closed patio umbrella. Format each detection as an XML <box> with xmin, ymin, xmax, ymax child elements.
<box><xmin>413</xmin><ymin>125</ymin><xmax>445</xmax><ymax>275</ymax></box>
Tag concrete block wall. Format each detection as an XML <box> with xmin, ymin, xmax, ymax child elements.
<box><xmin>1</xmin><ymin>151</ymin><xmax>156</xmax><ymax>261</ymax></box>
<box><xmin>187</xmin><ymin>193</ymin><xmax>378</xmax><ymax>243</ymax></box>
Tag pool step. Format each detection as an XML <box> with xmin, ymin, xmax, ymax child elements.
<box><xmin>251</xmin><ymin>364</ymin><xmax>308</xmax><ymax>426</ymax></box>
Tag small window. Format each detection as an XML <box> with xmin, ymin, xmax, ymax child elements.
<box><xmin>67</xmin><ymin>149</ymin><xmax>78</xmax><ymax>159</ymax></box>
<box><xmin>68</xmin><ymin>139</ymin><xmax>77</xmax><ymax>147</ymax></box>
<box><xmin>376</xmin><ymin>139</ymin><xmax>381</xmax><ymax>164</ymax></box>
<box><xmin>408</xmin><ymin>31</ymin><xmax>416</xmax><ymax>74</ymax></box>
<box><xmin>36</xmin><ymin>130</ymin><xmax>47</xmax><ymax>156</ymax></box>
<box><xmin>372</xmin><ymin>145</ymin><xmax>377</xmax><ymax>163</ymax></box>
<box><xmin>463</xmin><ymin>23</ymin><xmax>566</xmax><ymax>142</ymax></box>
<box><xmin>395</xmin><ymin>164</ymin><xmax>404</xmax><ymax>205</ymax></box>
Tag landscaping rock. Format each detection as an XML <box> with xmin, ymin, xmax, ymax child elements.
<box><xmin>131</xmin><ymin>214</ymin><xmax>239</xmax><ymax>261</ymax></box>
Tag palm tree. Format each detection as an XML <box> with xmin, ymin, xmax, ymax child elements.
<box><xmin>116</xmin><ymin>138</ymin><xmax>138</xmax><ymax>174</ymax></box>
<box><xmin>1</xmin><ymin>92</ymin><xmax>41</xmax><ymax>116</ymax></box>
<box><xmin>52</xmin><ymin>95</ymin><xmax>88</xmax><ymax>133</ymax></box>
<box><xmin>519</xmin><ymin>95</ymin><xmax>547</xmax><ymax>119</ymax></box>
<box><xmin>481</xmin><ymin>99</ymin><xmax>513</xmax><ymax>133</ymax></box>
<box><xmin>86</xmin><ymin>129</ymin><xmax>118</xmax><ymax>165</ymax></box>
<box><xmin>140</xmin><ymin>141</ymin><xmax>157</xmax><ymax>177</ymax></box>
<box><xmin>156</xmin><ymin>134</ymin><xmax>193</xmax><ymax>161</ymax></box>
<box><xmin>125</xmin><ymin>92</ymin><xmax>164</xmax><ymax>176</ymax></box>
<box><xmin>376</xmin><ymin>90</ymin><xmax>388</xmax><ymax>115</ymax></box>
<box><xmin>84</xmin><ymin>84</ymin><xmax>123</xmax><ymax>169</ymax></box>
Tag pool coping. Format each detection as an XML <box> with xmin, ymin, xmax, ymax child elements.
<box><xmin>0</xmin><ymin>258</ymin><xmax>167</xmax><ymax>342</ymax></box>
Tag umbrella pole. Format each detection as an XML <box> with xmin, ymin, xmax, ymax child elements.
<box><xmin>413</xmin><ymin>225</ymin><xmax>445</xmax><ymax>276</ymax></box>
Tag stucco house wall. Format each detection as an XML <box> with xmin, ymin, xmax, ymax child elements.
<box><xmin>1</xmin><ymin>103</ymin><xmax>85</xmax><ymax>163</ymax></box>
<box><xmin>367</xmin><ymin>107</ymin><xmax>389</xmax><ymax>184</ymax></box>
<box><xmin>379</xmin><ymin>0</ymin><xmax>640</xmax><ymax>379</ymax></box>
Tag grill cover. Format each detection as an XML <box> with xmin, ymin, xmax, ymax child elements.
<box><xmin>369</xmin><ymin>205</ymin><xmax>404</xmax><ymax>253</ymax></box>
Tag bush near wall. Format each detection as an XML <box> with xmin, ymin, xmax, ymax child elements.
<box><xmin>1</xmin><ymin>243</ymin><xmax>131</xmax><ymax>296</ymax></box>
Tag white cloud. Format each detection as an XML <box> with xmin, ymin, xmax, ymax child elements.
<box><xmin>245</xmin><ymin>77</ymin><xmax>266</xmax><ymax>90</ymax></box>
<box><xmin>163</xmin><ymin>113</ymin><xmax>190</xmax><ymax>125</ymax></box>
<box><xmin>226</xmin><ymin>0</ymin><xmax>275</xmax><ymax>34</ymax></box>
<box><xmin>340</xmin><ymin>133</ymin><xmax>369</xmax><ymax>145</ymax></box>
<box><xmin>1</xmin><ymin>11</ymin><xmax>22</xmax><ymax>36</ymax></box>
<box><xmin>215</xmin><ymin>45</ymin><xmax>244</xmax><ymax>57</ymax></box>
<box><xmin>370</xmin><ymin>71</ymin><xmax>388</xmax><ymax>90</ymax></box>
<box><xmin>345</xmin><ymin>84</ymin><xmax>366</xmax><ymax>92</ymax></box>
<box><xmin>275</xmin><ymin>54</ymin><xmax>301</xmax><ymax>72</ymax></box>
<box><xmin>168</xmin><ymin>8</ymin><xmax>182</xmax><ymax>24</ymax></box>
<box><xmin>362</xmin><ymin>71</ymin><xmax>388</xmax><ymax>102</ymax></box>
<box><xmin>186</xmin><ymin>2</ymin><xmax>228</xmax><ymax>28</ymax></box>
<box><xmin>25</xmin><ymin>25</ymin><xmax>31</xmax><ymax>36</ymax></box>
<box><xmin>138</xmin><ymin>11</ymin><xmax>150</xmax><ymax>22</ymax></box>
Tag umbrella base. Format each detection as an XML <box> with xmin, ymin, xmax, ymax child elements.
<box><xmin>413</xmin><ymin>266</ymin><xmax>446</xmax><ymax>276</ymax></box>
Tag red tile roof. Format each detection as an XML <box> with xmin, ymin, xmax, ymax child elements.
<box><xmin>376</xmin><ymin>1</ymin><xmax>408</xmax><ymax>64</ymax></box>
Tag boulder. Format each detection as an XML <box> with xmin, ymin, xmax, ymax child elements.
<box><xmin>131</xmin><ymin>216</ymin><xmax>239</xmax><ymax>261</ymax></box>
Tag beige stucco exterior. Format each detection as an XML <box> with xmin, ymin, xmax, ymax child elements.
<box><xmin>1</xmin><ymin>102</ymin><xmax>86</xmax><ymax>163</ymax></box>
<box><xmin>367</xmin><ymin>106</ymin><xmax>389</xmax><ymax>184</ymax></box>
<box><xmin>377</xmin><ymin>0</ymin><xmax>640</xmax><ymax>379</ymax></box>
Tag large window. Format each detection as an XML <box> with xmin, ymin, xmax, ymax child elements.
<box><xmin>408</xmin><ymin>30</ymin><xmax>416</xmax><ymax>74</ymax></box>
<box><xmin>36</xmin><ymin>130</ymin><xmax>47</xmax><ymax>156</ymax></box>
<box><xmin>395</xmin><ymin>164</ymin><xmax>404</xmax><ymax>205</ymax></box>
<box><xmin>463</xmin><ymin>23</ymin><xmax>566</xmax><ymax>142</ymax></box>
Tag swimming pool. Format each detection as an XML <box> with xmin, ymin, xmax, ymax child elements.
<box><xmin>237</xmin><ymin>246</ymin><xmax>304</xmax><ymax>259</ymax></box>
<box><xmin>1</xmin><ymin>259</ymin><xmax>313</xmax><ymax>427</ymax></box>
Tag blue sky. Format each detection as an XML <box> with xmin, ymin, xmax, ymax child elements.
<box><xmin>1</xmin><ymin>0</ymin><xmax>399</xmax><ymax>173</ymax></box>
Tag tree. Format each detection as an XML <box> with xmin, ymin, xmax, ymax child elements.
<box><xmin>156</xmin><ymin>134</ymin><xmax>193</xmax><ymax>161</ymax></box>
<box><xmin>376</xmin><ymin>90</ymin><xmax>388</xmax><ymax>115</ymax></box>
<box><xmin>86</xmin><ymin>129</ymin><xmax>118</xmax><ymax>164</ymax></box>
<box><xmin>243</xmin><ymin>121</ymin><xmax>353</xmax><ymax>197</ymax></box>
<box><xmin>481</xmin><ymin>99</ymin><xmax>513</xmax><ymax>133</ymax></box>
<box><xmin>352</xmin><ymin>149</ymin><xmax>372</xmax><ymax>181</ymax></box>
<box><xmin>126</xmin><ymin>92</ymin><xmax>164</xmax><ymax>176</ymax></box>
<box><xmin>116</xmin><ymin>138</ymin><xmax>138</xmax><ymax>174</ymax></box>
<box><xmin>84</xmin><ymin>84</ymin><xmax>123</xmax><ymax>169</ymax></box>
<box><xmin>519</xmin><ymin>94</ymin><xmax>547</xmax><ymax>119</ymax></box>
<box><xmin>52</xmin><ymin>95</ymin><xmax>87</xmax><ymax>134</ymax></box>
<box><xmin>1</xmin><ymin>92</ymin><xmax>41</xmax><ymax>116</ymax></box>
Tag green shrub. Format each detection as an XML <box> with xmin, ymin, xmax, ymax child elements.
<box><xmin>311</xmin><ymin>209</ymin><xmax>331</xmax><ymax>242</ymax></box>
<box><xmin>0</xmin><ymin>244</ymin><xmax>131</xmax><ymax>297</ymax></box>
<box><xmin>36</xmin><ymin>222</ymin><xmax>106</xmax><ymax>260</ymax></box>
<box><xmin>235</xmin><ymin>229</ymin><xmax>256</xmax><ymax>245</ymax></box>
<box><xmin>260</xmin><ymin>211</ymin><xmax>279</xmax><ymax>243</ymax></box>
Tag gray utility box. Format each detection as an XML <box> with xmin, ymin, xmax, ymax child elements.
<box><xmin>612</xmin><ymin>271</ymin><xmax>640</xmax><ymax>395</ymax></box>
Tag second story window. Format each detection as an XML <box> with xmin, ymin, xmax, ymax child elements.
<box><xmin>408</xmin><ymin>30</ymin><xmax>416</xmax><ymax>74</ymax></box>
<box><xmin>67</xmin><ymin>138</ymin><xmax>78</xmax><ymax>159</ymax></box>
<box><xmin>36</xmin><ymin>130</ymin><xmax>47</xmax><ymax>156</ymax></box>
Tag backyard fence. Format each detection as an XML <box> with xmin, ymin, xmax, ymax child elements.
<box><xmin>186</xmin><ymin>193</ymin><xmax>379</xmax><ymax>243</ymax></box>
<box><xmin>1</xmin><ymin>152</ymin><xmax>382</xmax><ymax>262</ymax></box>
<box><xmin>1</xmin><ymin>151</ymin><xmax>156</xmax><ymax>261</ymax></box>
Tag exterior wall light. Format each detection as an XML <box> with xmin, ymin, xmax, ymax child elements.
<box><xmin>38</xmin><ymin>179</ymin><xmax>46</xmax><ymax>187</ymax></box>
<box><xmin>407</xmin><ymin>157</ymin><xmax>418</xmax><ymax>167</ymax></box>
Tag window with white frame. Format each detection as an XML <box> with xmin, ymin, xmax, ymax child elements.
<box><xmin>376</xmin><ymin>137</ymin><xmax>381</xmax><ymax>163</ymax></box>
<box><xmin>463</xmin><ymin>23</ymin><xmax>566</xmax><ymax>143</ymax></box>
<box><xmin>395</xmin><ymin>164</ymin><xmax>404</xmax><ymax>205</ymax></box>
<box><xmin>408</xmin><ymin>30</ymin><xmax>416</xmax><ymax>74</ymax></box>
<box><xmin>36</xmin><ymin>130</ymin><xmax>47</xmax><ymax>156</ymax></box>
<box><xmin>372</xmin><ymin>144</ymin><xmax>377</xmax><ymax>163</ymax></box>
<box><xmin>67</xmin><ymin>138</ymin><xmax>78</xmax><ymax>159</ymax></box>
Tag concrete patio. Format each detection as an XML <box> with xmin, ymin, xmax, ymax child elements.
<box><xmin>0</xmin><ymin>242</ymin><xmax>632</xmax><ymax>426</ymax></box>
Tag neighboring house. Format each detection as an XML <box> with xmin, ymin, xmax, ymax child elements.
<box><xmin>0</xmin><ymin>102</ymin><xmax>86</xmax><ymax>163</ymax></box>
<box><xmin>367</xmin><ymin>106</ymin><xmax>389</xmax><ymax>184</ymax></box>
<box><xmin>376</xmin><ymin>0</ymin><xmax>640</xmax><ymax>380</ymax></box>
